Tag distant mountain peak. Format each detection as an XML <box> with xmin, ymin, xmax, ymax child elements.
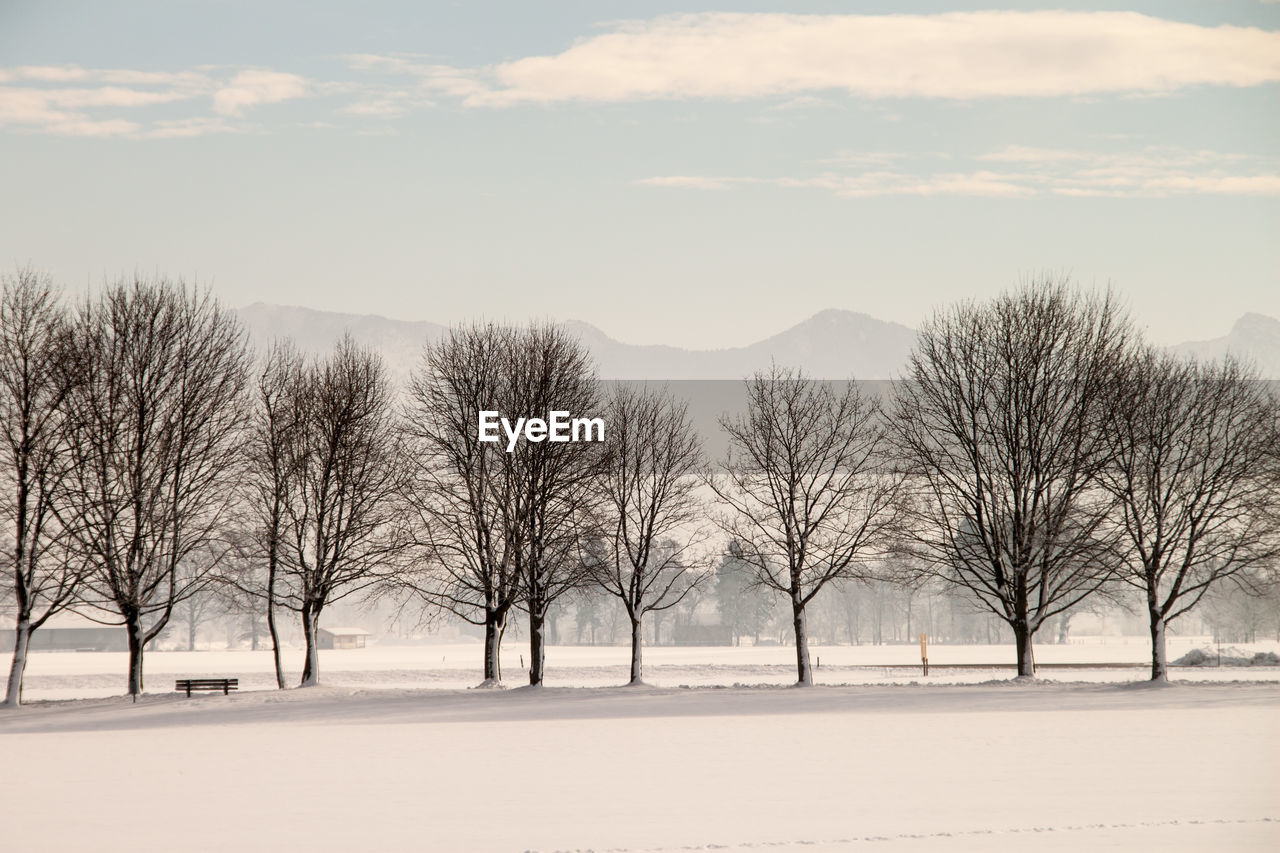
<box><xmin>235</xmin><ymin>305</ymin><xmax>1278</xmax><ymax>381</ymax></box>
<box><xmin>1171</xmin><ymin>312</ymin><xmax>1280</xmax><ymax>377</ymax></box>
<box><xmin>1232</xmin><ymin>312</ymin><xmax>1280</xmax><ymax>335</ymax></box>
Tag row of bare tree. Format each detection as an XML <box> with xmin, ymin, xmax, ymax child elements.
<box><xmin>4</xmin><ymin>271</ymin><xmax>1278</xmax><ymax>705</ymax></box>
<box><xmin>2</xmin><ymin>271</ymin><xmax>250</xmax><ymax>704</ymax></box>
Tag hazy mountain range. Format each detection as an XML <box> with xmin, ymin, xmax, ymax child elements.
<box><xmin>236</xmin><ymin>303</ymin><xmax>1280</xmax><ymax>380</ymax></box>
<box><xmin>1168</xmin><ymin>312</ymin><xmax>1280</xmax><ymax>377</ymax></box>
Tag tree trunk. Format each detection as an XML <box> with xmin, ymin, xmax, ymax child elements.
<box><xmin>528</xmin><ymin>608</ymin><xmax>546</xmax><ymax>686</ymax></box>
<box><xmin>126</xmin><ymin>612</ymin><xmax>145</xmax><ymax>696</ymax></box>
<box><xmin>266</xmin><ymin>548</ymin><xmax>285</xmax><ymax>688</ymax></box>
<box><xmin>1149</xmin><ymin>608</ymin><xmax>1168</xmax><ymax>682</ymax></box>
<box><xmin>187</xmin><ymin>615</ymin><xmax>196</xmax><ymax>652</ymax></box>
<box><xmin>4</xmin><ymin>618</ymin><xmax>32</xmax><ymax>707</ymax></box>
<box><xmin>791</xmin><ymin>595</ymin><xmax>813</xmax><ymax>686</ymax></box>
<box><xmin>266</xmin><ymin>603</ymin><xmax>285</xmax><ymax>689</ymax></box>
<box><xmin>481</xmin><ymin>612</ymin><xmax>503</xmax><ymax>686</ymax></box>
<box><xmin>1013</xmin><ymin>621</ymin><xmax>1035</xmax><ymax>678</ymax></box>
<box><xmin>1012</xmin><ymin>576</ymin><xmax>1035</xmax><ymax>678</ymax></box>
<box><xmin>299</xmin><ymin>605</ymin><xmax>319</xmax><ymax>687</ymax></box>
<box><xmin>628</xmin><ymin>615</ymin><xmax>644</xmax><ymax>685</ymax></box>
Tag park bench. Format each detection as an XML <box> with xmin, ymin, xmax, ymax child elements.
<box><xmin>174</xmin><ymin>678</ymin><xmax>238</xmax><ymax>697</ymax></box>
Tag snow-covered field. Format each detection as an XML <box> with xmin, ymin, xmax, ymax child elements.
<box><xmin>11</xmin><ymin>634</ymin><xmax>1280</xmax><ymax>700</ymax></box>
<box><xmin>2</xmin><ymin>638</ymin><xmax>1277</xmax><ymax>851</ymax></box>
<box><xmin>2</xmin><ymin>679</ymin><xmax>1276</xmax><ymax>852</ymax></box>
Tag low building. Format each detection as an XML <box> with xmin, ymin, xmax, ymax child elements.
<box><xmin>0</xmin><ymin>611</ymin><xmax>128</xmax><ymax>652</ymax></box>
<box><xmin>317</xmin><ymin>627</ymin><xmax>371</xmax><ymax>650</ymax></box>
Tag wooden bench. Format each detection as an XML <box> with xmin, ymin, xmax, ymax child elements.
<box><xmin>175</xmin><ymin>678</ymin><xmax>238</xmax><ymax>697</ymax></box>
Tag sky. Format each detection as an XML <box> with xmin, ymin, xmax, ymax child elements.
<box><xmin>1</xmin><ymin>1</ymin><xmax>1277</xmax><ymax>349</ymax></box>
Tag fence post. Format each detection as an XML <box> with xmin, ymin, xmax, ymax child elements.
<box><xmin>920</xmin><ymin>633</ymin><xmax>928</xmax><ymax>676</ymax></box>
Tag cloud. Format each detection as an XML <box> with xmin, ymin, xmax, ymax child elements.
<box><xmin>0</xmin><ymin>64</ymin><xmax>213</xmax><ymax>136</ymax></box>
<box><xmin>0</xmin><ymin>64</ymin><xmax>315</xmax><ymax>137</ymax></box>
<box><xmin>817</xmin><ymin>150</ymin><xmax>910</xmax><ymax>167</ymax></box>
<box><xmin>978</xmin><ymin>146</ymin><xmax>1091</xmax><ymax>164</ymax></box>
<box><xmin>457</xmin><ymin>11</ymin><xmax>1280</xmax><ymax>106</ymax></box>
<box><xmin>340</xmin><ymin>54</ymin><xmax>489</xmax><ymax>108</ymax></box>
<box><xmin>638</xmin><ymin>170</ymin><xmax>1034</xmax><ymax>197</ymax></box>
<box><xmin>143</xmin><ymin>116</ymin><xmax>238</xmax><ymax>139</ymax></box>
<box><xmin>636</xmin><ymin>175</ymin><xmax>737</xmax><ymax>190</ymax></box>
<box><xmin>212</xmin><ymin>70</ymin><xmax>309</xmax><ymax>116</ymax></box>
<box><xmin>0</xmin><ymin>86</ymin><xmax>142</xmax><ymax>136</ymax></box>
<box><xmin>41</xmin><ymin>86</ymin><xmax>194</xmax><ymax>108</ymax></box>
<box><xmin>824</xmin><ymin>172</ymin><xmax>1034</xmax><ymax>198</ymax></box>
<box><xmin>639</xmin><ymin>146</ymin><xmax>1280</xmax><ymax>199</ymax></box>
<box><xmin>11</xmin><ymin>65</ymin><xmax>95</xmax><ymax>83</ymax></box>
<box><xmin>342</xmin><ymin>98</ymin><xmax>413</xmax><ymax>117</ymax></box>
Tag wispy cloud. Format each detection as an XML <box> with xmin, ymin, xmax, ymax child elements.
<box><xmin>454</xmin><ymin>11</ymin><xmax>1280</xmax><ymax>106</ymax></box>
<box><xmin>640</xmin><ymin>171</ymin><xmax>1034</xmax><ymax>198</ymax></box>
<box><xmin>211</xmin><ymin>70</ymin><xmax>309</xmax><ymax>116</ymax></box>
<box><xmin>143</xmin><ymin>116</ymin><xmax>238</xmax><ymax>140</ymax></box>
<box><xmin>639</xmin><ymin>146</ymin><xmax>1280</xmax><ymax>199</ymax></box>
<box><xmin>340</xmin><ymin>53</ymin><xmax>489</xmax><ymax>111</ymax></box>
<box><xmin>0</xmin><ymin>85</ymin><xmax>145</xmax><ymax>136</ymax></box>
<box><xmin>637</xmin><ymin>175</ymin><xmax>737</xmax><ymax>191</ymax></box>
<box><xmin>0</xmin><ymin>64</ymin><xmax>309</xmax><ymax>137</ymax></box>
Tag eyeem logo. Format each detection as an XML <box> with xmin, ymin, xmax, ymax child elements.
<box><xmin>478</xmin><ymin>411</ymin><xmax>605</xmax><ymax>452</ymax></box>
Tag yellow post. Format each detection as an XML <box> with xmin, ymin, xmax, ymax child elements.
<box><xmin>920</xmin><ymin>633</ymin><xmax>928</xmax><ymax>676</ymax></box>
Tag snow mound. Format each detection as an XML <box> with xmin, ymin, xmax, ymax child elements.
<box><xmin>1173</xmin><ymin>647</ymin><xmax>1280</xmax><ymax>667</ymax></box>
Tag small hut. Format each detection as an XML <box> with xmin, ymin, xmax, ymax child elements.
<box><xmin>317</xmin><ymin>627</ymin><xmax>371</xmax><ymax>650</ymax></box>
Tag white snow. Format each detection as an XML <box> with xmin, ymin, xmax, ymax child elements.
<box><xmin>2</xmin><ymin>680</ymin><xmax>1277</xmax><ymax>851</ymax></box>
<box><xmin>3</xmin><ymin>639</ymin><xmax>1276</xmax><ymax>851</ymax></box>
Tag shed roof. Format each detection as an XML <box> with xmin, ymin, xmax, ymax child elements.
<box><xmin>318</xmin><ymin>627</ymin><xmax>372</xmax><ymax>636</ymax></box>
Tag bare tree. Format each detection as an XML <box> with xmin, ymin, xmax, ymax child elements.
<box><xmin>244</xmin><ymin>341</ymin><xmax>306</xmax><ymax>688</ymax></box>
<box><xmin>278</xmin><ymin>336</ymin><xmax>405</xmax><ymax>687</ymax></box>
<box><xmin>891</xmin><ymin>281</ymin><xmax>1132</xmax><ymax>677</ymax></box>
<box><xmin>61</xmin><ymin>277</ymin><xmax>250</xmax><ymax>696</ymax></box>
<box><xmin>509</xmin><ymin>324</ymin><xmax>603</xmax><ymax>686</ymax></box>
<box><xmin>1</xmin><ymin>268</ymin><xmax>81</xmax><ymax>707</ymax></box>
<box><xmin>403</xmin><ymin>323</ymin><xmax>524</xmax><ymax>686</ymax></box>
<box><xmin>596</xmin><ymin>384</ymin><xmax>707</xmax><ymax>685</ymax></box>
<box><xmin>1100</xmin><ymin>349</ymin><xmax>1280</xmax><ymax>680</ymax></box>
<box><xmin>405</xmin><ymin>322</ymin><xmax>603</xmax><ymax>686</ymax></box>
<box><xmin>709</xmin><ymin>366</ymin><xmax>902</xmax><ymax>686</ymax></box>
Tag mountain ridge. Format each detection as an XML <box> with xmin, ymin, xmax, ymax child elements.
<box><xmin>235</xmin><ymin>303</ymin><xmax>1280</xmax><ymax>380</ymax></box>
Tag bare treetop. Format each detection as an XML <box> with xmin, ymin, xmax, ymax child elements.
<box><xmin>596</xmin><ymin>383</ymin><xmax>709</xmax><ymax>684</ymax></box>
<box><xmin>710</xmin><ymin>364</ymin><xmax>902</xmax><ymax>684</ymax></box>
<box><xmin>59</xmin><ymin>276</ymin><xmax>251</xmax><ymax>695</ymax></box>
<box><xmin>1101</xmin><ymin>348</ymin><xmax>1280</xmax><ymax>679</ymax></box>
<box><xmin>891</xmin><ymin>280</ymin><xmax>1133</xmax><ymax>676</ymax></box>
<box><xmin>1</xmin><ymin>268</ymin><xmax>83</xmax><ymax>706</ymax></box>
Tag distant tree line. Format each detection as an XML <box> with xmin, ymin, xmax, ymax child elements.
<box><xmin>3</xmin><ymin>269</ymin><xmax>1278</xmax><ymax>705</ymax></box>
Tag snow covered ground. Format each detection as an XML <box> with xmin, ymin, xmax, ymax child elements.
<box><xmin>1</xmin><ymin>681</ymin><xmax>1276</xmax><ymax>852</ymax></box>
<box><xmin>13</xmin><ymin>634</ymin><xmax>1280</xmax><ymax>700</ymax></box>
<box><xmin>2</xmin><ymin>638</ymin><xmax>1277</xmax><ymax>851</ymax></box>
